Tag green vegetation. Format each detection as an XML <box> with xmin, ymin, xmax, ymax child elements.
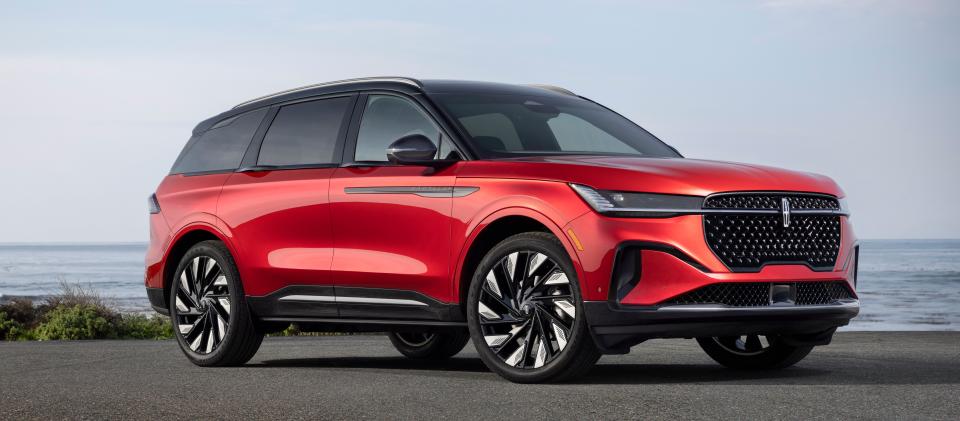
<box><xmin>0</xmin><ymin>282</ymin><xmax>173</xmax><ymax>341</ymax></box>
<box><xmin>0</xmin><ymin>281</ymin><xmax>348</xmax><ymax>341</ymax></box>
<box><xmin>266</xmin><ymin>323</ymin><xmax>357</xmax><ymax>337</ymax></box>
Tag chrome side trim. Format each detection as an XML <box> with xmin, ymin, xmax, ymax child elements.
<box><xmin>336</xmin><ymin>296</ymin><xmax>429</xmax><ymax>307</ymax></box>
<box><xmin>277</xmin><ymin>294</ymin><xmax>428</xmax><ymax>307</ymax></box>
<box><xmin>278</xmin><ymin>295</ymin><xmax>336</xmax><ymax>303</ymax></box>
<box><xmin>233</xmin><ymin>77</ymin><xmax>422</xmax><ymax>109</ymax></box>
<box><xmin>344</xmin><ymin>186</ymin><xmax>479</xmax><ymax>198</ymax></box>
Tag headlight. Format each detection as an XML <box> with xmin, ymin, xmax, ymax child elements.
<box><xmin>569</xmin><ymin>184</ymin><xmax>703</xmax><ymax>217</ymax></box>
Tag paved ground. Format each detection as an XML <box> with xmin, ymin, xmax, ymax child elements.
<box><xmin>1</xmin><ymin>332</ymin><xmax>957</xmax><ymax>420</ymax></box>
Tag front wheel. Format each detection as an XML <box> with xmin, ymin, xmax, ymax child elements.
<box><xmin>696</xmin><ymin>335</ymin><xmax>813</xmax><ymax>370</ymax></box>
<box><xmin>467</xmin><ymin>232</ymin><xmax>600</xmax><ymax>383</ymax></box>
<box><xmin>170</xmin><ymin>240</ymin><xmax>263</xmax><ymax>366</ymax></box>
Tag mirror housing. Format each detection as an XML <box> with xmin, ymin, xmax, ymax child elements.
<box><xmin>386</xmin><ymin>134</ymin><xmax>438</xmax><ymax>165</ymax></box>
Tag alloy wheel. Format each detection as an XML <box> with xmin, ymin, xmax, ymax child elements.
<box><xmin>174</xmin><ymin>256</ymin><xmax>232</xmax><ymax>354</ymax></box>
<box><xmin>477</xmin><ymin>250</ymin><xmax>575</xmax><ymax>369</ymax></box>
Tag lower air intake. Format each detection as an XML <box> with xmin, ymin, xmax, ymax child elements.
<box><xmin>663</xmin><ymin>281</ymin><xmax>854</xmax><ymax>307</ymax></box>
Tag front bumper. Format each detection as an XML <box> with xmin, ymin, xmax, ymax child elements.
<box><xmin>584</xmin><ymin>300</ymin><xmax>859</xmax><ymax>353</ymax></box>
<box><xmin>564</xmin><ymin>213</ymin><xmax>858</xmax><ymax>302</ymax></box>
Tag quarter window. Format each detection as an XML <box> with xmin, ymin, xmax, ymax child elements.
<box><xmin>257</xmin><ymin>97</ymin><xmax>352</xmax><ymax>166</ymax></box>
<box><xmin>354</xmin><ymin>95</ymin><xmax>441</xmax><ymax>162</ymax></box>
<box><xmin>171</xmin><ymin>108</ymin><xmax>267</xmax><ymax>174</ymax></box>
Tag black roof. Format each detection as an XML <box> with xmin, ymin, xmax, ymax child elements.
<box><xmin>193</xmin><ymin>77</ymin><xmax>576</xmax><ymax>135</ymax></box>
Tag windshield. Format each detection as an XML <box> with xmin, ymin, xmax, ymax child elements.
<box><xmin>432</xmin><ymin>93</ymin><xmax>680</xmax><ymax>159</ymax></box>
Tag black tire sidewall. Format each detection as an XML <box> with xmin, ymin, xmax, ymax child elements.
<box><xmin>387</xmin><ymin>330</ymin><xmax>470</xmax><ymax>360</ymax></box>
<box><xmin>696</xmin><ymin>336</ymin><xmax>813</xmax><ymax>370</ymax></box>
<box><xmin>466</xmin><ymin>232</ymin><xmax>593</xmax><ymax>383</ymax></box>
<box><xmin>169</xmin><ymin>240</ymin><xmax>250</xmax><ymax>366</ymax></box>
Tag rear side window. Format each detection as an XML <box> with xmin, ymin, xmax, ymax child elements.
<box><xmin>171</xmin><ymin>108</ymin><xmax>268</xmax><ymax>174</ymax></box>
<box><xmin>257</xmin><ymin>97</ymin><xmax>352</xmax><ymax>166</ymax></box>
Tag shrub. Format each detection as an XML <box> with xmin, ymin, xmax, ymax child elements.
<box><xmin>41</xmin><ymin>281</ymin><xmax>105</xmax><ymax>310</ymax></box>
<box><xmin>34</xmin><ymin>304</ymin><xmax>118</xmax><ymax>340</ymax></box>
<box><xmin>272</xmin><ymin>323</ymin><xmax>302</xmax><ymax>336</ymax></box>
<box><xmin>0</xmin><ymin>311</ymin><xmax>24</xmax><ymax>340</ymax></box>
<box><xmin>117</xmin><ymin>314</ymin><xmax>173</xmax><ymax>340</ymax></box>
<box><xmin>0</xmin><ymin>298</ymin><xmax>38</xmax><ymax>326</ymax></box>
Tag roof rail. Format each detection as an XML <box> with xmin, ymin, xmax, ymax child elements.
<box><xmin>525</xmin><ymin>84</ymin><xmax>577</xmax><ymax>96</ymax></box>
<box><xmin>233</xmin><ymin>76</ymin><xmax>422</xmax><ymax>109</ymax></box>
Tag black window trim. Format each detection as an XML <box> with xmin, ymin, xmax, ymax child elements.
<box><xmin>340</xmin><ymin>91</ymin><xmax>470</xmax><ymax>168</ymax></box>
<box><xmin>238</xmin><ymin>92</ymin><xmax>359</xmax><ymax>172</ymax></box>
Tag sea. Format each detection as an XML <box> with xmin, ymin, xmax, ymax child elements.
<box><xmin>1</xmin><ymin>240</ymin><xmax>958</xmax><ymax>331</ymax></box>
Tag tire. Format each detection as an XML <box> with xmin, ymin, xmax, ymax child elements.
<box><xmin>467</xmin><ymin>232</ymin><xmax>600</xmax><ymax>383</ymax></box>
<box><xmin>696</xmin><ymin>335</ymin><xmax>813</xmax><ymax>370</ymax></box>
<box><xmin>169</xmin><ymin>240</ymin><xmax>263</xmax><ymax>366</ymax></box>
<box><xmin>387</xmin><ymin>330</ymin><xmax>470</xmax><ymax>360</ymax></box>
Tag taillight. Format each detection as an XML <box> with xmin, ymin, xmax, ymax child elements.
<box><xmin>148</xmin><ymin>194</ymin><xmax>161</xmax><ymax>214</ymax></box>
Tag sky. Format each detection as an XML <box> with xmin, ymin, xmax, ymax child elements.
<box><xmin>0</xmin><ymin>0</ymin><xmax>957</xmax><ymax>242</ymax></box>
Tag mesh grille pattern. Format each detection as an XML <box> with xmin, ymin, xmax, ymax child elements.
<box><xmin>796</xmin><ymin>281</ymin><xmax>854</xmax><ymax>305</ymax></box>
<box><xmin>665</xmin><ymin>282</ymin><xmax>770</xmax><ymax>307</ymax></box>
<box><xmin>664</xmin><ymin>281</ymin><xmax>853</xmax><ymax>307</ymax></box>
<box><xmin>703</xmin><ymin>194</ymin><xmax>839</xmax><ymax>210</ymax></box>
<box><xmin>705</xmin><ymin>214</ymin><xmax>841</xmax><ymax>270</ymax></box>
<box><xmin>703</xmin><ymin>193</ymin><xmax>842</xmax><ymax>271</ymax></box>
<box><xmin>703</xmin><ymin>195</ymin><xmax>779</xmax><ymax>210</ymax></box>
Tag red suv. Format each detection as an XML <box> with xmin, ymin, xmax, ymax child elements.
<box><xmin>146</xmin><ymin>77</ymin><xmax>859</xmax><ymax>383</ymax></box>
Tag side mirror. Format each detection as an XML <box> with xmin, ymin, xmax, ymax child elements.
<box><xmin>386</xmin><ymin>134</ymin><xmax>438</xmax><ymax>165</ymax></box>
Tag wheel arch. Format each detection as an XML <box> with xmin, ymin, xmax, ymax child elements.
<box><xmin>160</xmin><ymin>224</ymin><xmax>238</xmax><ymax>311</ymax></box>
<box><xmin>454</xmin><ymin>208</ymin><xmax>585</xmax><ymax>315</ymax></box>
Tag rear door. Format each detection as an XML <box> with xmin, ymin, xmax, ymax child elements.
<box><xmin>218</xmin><ymin>94</ymin><xmax>356</xmax><ymax>316</ymax></box>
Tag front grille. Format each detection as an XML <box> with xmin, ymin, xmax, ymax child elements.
<box><xmin>703</xmin><ymin>194</ymin><xmax>840</xmax><ymax>210</ymax></box>
<box><xmin>664</xmin><ymin>281</ymin><xmax>854</xmax><ymax>307</ymax></box>
<box><xmin>703</xmin><ymin>193</ymin><xmax>841</xmax><ymax>271</ymax></box>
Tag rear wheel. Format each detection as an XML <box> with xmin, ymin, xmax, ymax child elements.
<box><xmin>467</xmin><ymin>232</ymin><xmax>600</xmax><ymax>383</ymax></box>
<box><xmin>696</xmin><ymin>334</ymin><xmax>813</xmax><ymax>370</ymax></box>
<box><xmin>387</xmin><ymin>330</ymin><xmax>470</xmax><ymax>360</ymax></box>
<box><xmin>170</xmin><ymin>240</ymin><xmax>263</xmax><ymax>366</ymax></box>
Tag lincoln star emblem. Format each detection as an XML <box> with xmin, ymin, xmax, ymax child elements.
<box><xmin>782</xmin><ymin>197</ymin><xmax>792</xmax><ymax>228</ymax></box>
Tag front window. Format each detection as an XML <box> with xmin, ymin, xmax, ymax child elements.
<box><xmin>433</xmin><ymin>93</ymin><xmax>680</xmax><ymax>159</ymax></box>
<box><xmin>354</xmin><ymin>95</ymin><xmax>442</xmax><ymax>162</ymax></box>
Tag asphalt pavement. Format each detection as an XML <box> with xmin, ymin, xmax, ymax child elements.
<box><xmin>1</xmin><ymin>332</ymin><xmax>958</xmax><ymax>420</ymax></box>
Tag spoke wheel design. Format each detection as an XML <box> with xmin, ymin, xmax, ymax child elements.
<box><xmin>477</xmin><ymin>250</ymin><xmax>575</xmax><ymax>369</ymax></box>
<box><xmin>712</xmin><ymin>335</ymin><xmax>772</xmax><ymax>356</ymax></box>
<box><xmin>174</xmin><ymin>256</ymin><xmax>232</xmax><ymax>355</ymax></box>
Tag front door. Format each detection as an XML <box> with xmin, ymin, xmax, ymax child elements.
<box><xmin>330</xmin><ymin>93</ymin><xmax>465</xmax><ymax>318</ymax></box>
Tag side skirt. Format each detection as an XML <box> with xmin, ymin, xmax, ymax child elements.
<box><xmin>247</xmin><ymin>286</ymin><xmax>464</xmax><ymax>328</ymax></box>
<box><xmin>258</xmin><ymin>317</ymin><xmax>467</xmax><ymax>333</ymax></box>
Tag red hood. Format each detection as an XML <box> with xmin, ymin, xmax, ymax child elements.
<box><xmin>458</xmin><ymin>156</ymin><xmax>844</xmax><ymax>197</ymax></box>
